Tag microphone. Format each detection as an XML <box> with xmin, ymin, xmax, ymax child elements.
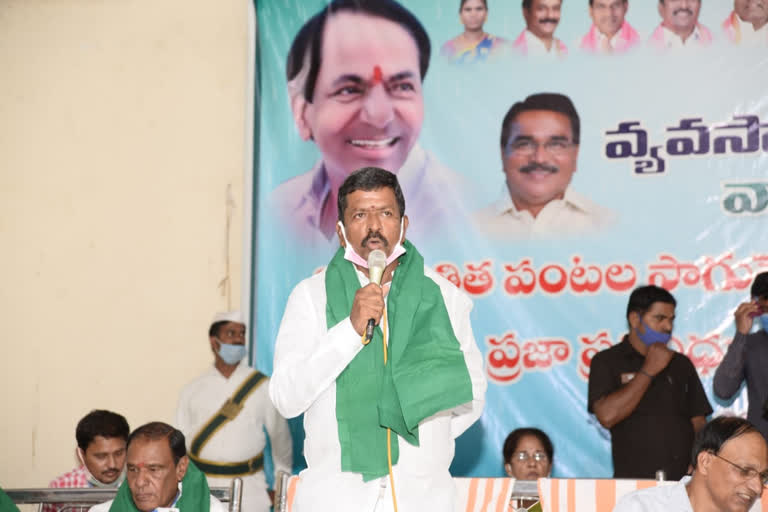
<box><xmin>363</xmin><ymin>249</ymin><xmax>387</xmax><ymax>345</ymax></box>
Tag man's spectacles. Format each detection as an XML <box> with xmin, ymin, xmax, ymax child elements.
<box><xmin>508</xmin><ymin>139</ymin><xmax>577</xmax><ymax>158</ymax></box>
<box><xmin>514</xmin><ymin>451</ymin><xmax>548</xmax><ymax>462</ymax></box>
<box><xmin>713</xmin><ymin>453</ymin><xmax>768</xmax><ymax>486</ymax></box>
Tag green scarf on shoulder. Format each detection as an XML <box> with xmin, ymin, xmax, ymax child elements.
<box><xmin>326</xmin><ymin>240</ymin><xmax>473</xmax><ymax>481</ymax></box>
<box><xmin>109</xmin><ymin>460</ymin><xmax>209</xmax><ymax>512</ymax></box>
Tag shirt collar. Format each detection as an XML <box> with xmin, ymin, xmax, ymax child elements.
<box><xmin>492</xmin><ymin>185</ymin><xmax>591</xmax><ymax>217</ymax></box>
<box><xmin>661</xmin><ymin>24</ymin><xmax>704</xmax><ymax>45</ymax></box>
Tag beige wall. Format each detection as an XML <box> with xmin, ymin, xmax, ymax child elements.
<box><xmin>0</xmin><ymin>0</ymin><xmax>253</xmax><ymax>488</ymax></box>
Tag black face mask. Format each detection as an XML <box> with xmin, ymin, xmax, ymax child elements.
<box><xmin>763</xmin><ymin>396</ymin><xmax>768</xmax><ymax>420</ymax></box>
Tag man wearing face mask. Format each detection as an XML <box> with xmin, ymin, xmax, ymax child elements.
<box><xmin>714</xmin><ymin>272</ymin><xmax>768</xmax><ymax>441</ymax></box>
<box><xmin>270</xmin><ymin>167</ymin><xmax>486</xmax><ymax>512</ymax></box>
<box><xmin>44</xmin><ymin>410</ymin><xmax>129</xmax><ymax>512</ymax></box>
<box><xmin>587</xmin><ymin>285</ymin><xmax>712</xmax><ymax>479</ymax></box>
<box><xmin>175</xmin><ymin>312</ymin><xmax>292</xmax><ymax>512</ymax></box>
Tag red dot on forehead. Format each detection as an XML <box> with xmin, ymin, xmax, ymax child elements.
<box><xmin>371</xmin><ymin>65</ymin><xmax>383</xmax><ymax>85</ymax></box>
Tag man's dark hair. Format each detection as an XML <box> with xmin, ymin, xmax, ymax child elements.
<box><xmin>625</xmin><ymin>285</ymin><xmax>676</xmax><ymax>326</ymax></box>
<box><xmin>127</xmin><ymin>422</ymin><xmax>187</xmax><ymax>465</ymax></box>
<box><xmin>589</xmin><ymin>0</ymin><xmax>627</xmax><ymax>5</ymax></box>
<box><xmin>522</xmin><ymin>0</ymin><xmax>532</xmax><ymax>8</ymax></box>
<box><xmin>502</xmin><ymin>427</ymin><xmax>554</xmax><ymax>464</ymax></box>
<box><xmin>209</xmin><ymin>321</ymin><xmax>226</xmax><ymax>338</ymax></box>
<box><xmin>461</xmin><ymin>0</ymin><xmax>488</xmax><ymax>9</ymax></box>
<box><xmin>337</xmin><ymin>167</ymin><xmax>406</xmax><ymax>223</ymax></box>
<box><xmin>76</xmin><ymin>410</ymin><xmax>130</xmax><ymax>452</ymax></box>
<box><xmin>690</xmin><ymin>416</ymin><xmax>759</xmax><ymax>469</ymax></box>
<box><xmin>751</xmin><ymin>272</ymin><xmax>768</xmax><ymax>299</ymax></box>
<box><xmin>500</xmin><ymin>93</ymin><xmax>580</xmax><ymax>151</ymax></box>
<box><xmin>286</xmin><ymin>0</ymin><xmax>431</xmax><ymax>104</ymax></box>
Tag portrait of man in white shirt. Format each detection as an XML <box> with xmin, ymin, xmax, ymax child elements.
<box><xmin>472</xmin><ymin>93</ymin><xmax>614</xmax><ymax>239</ymax></box>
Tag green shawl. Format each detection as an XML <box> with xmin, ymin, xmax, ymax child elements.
<box><xmin>109</xmin><ymin>460</ymin><xmax>209</xmax><ymax>512</ymax></box>
<box><xmin>326</xmin><ymin>240</ymin><xmax>473</xmax><ymax>481</ymax></box>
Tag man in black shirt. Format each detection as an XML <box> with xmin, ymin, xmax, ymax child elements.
<box><xmin>587</xmin><ymin>285</ymin><xmax>712</xmax><ymax>479</ymax></box>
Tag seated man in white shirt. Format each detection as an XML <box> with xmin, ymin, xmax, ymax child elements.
<box><xmin>472</xmin><ymin>93</ymin><xmax>614</xmax><ymax>239</ymax></box>
<box><xmin>614</xmin><ymin>416</ymin><xmax>768</xmax><ymax>512</ymax></box>
<box><xmin>89</xmin><ymin>422</ymin><xmax>227</xmax><ymax>512</ymax></box>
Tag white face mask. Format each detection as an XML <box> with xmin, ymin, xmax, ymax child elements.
<box><xmin>78</xmin><ymin>448</ymin><xmax>125</xmax><ymax>488</ymax></box>
<box><xmin>337</xmin><ymin>219</ymin><xmax>406</xmax><ymax>269</ymax></box>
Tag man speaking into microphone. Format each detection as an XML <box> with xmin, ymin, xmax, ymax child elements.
<box><xmin>270</xmin><ymin>167</ymin><xmax>486</xmax><ymax>512</ymax></box>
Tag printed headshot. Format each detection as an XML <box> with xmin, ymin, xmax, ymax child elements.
<box><xmin>271</xmin><ymin>0</ymin><xmax>475</xmax><ymax>247</ymax></box>
<box><xmin>648</xmin><ymin>0</ymin><xmax>713</xmax><ymax>51</ymax></box>
<box><xmin>473</xmin><ymin>93</ymin><xmax>615</xmax><ymax>239</ymax></box>
<box><xmin>722</xmin><ymin>0</ymin><xmax>768</xmax><ymax>45</ymax></box>
<box><xmin>580</xmin><ymin>0</ymin><xmax>641</xmax><ymax>54</ymax></box>
<box><xmin>512</xmin><ymin>0</ymin><xmax>568</xmax><ymax>57</ymax></box>
<box><xmin>440</xmin><ymin>0</ymin><xmax>508</xmax><ymax>64</ymax></box>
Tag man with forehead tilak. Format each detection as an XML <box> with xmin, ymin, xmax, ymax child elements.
<box><xmin>271</xmin><ymin>0</ymin><xmax>475</xmax><ymax>247</ymax></box>
<box><xmin>270</xmin><ymin>167</ymin><xmax>486</xmax><ymax>512</ymax></box>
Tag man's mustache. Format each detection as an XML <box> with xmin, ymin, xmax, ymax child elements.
<box><xmin>362</xmin><ymin>230</ymin><xmax>389</xmax><ymax>247</ymax></box>
<box><xmin>538</xmin><ymin>18</ymin><xmax>559</xmax><ymax>25</ymax></box>
<box><xmin>520</xmin><ymin>163</ymin><xmax>558</xmax><ymax>174</ymax></box>
<box><xmin>673</xmin><ymin>8</ymin><xmax>693</xmax><ymax>16</ymax></box>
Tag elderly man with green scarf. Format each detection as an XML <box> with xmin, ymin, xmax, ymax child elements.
<box><xmin>270</xmin><ymin>167</ymin><xmax>486</xmax><ymax>512</ymax></box>
<box><xmin>88</xmin><ymin>422</ymin><xmax>227</xmax><ymax>512</ymax></box>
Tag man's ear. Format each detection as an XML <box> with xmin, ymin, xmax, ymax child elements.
<box><xmin>504</xmin><ymin>463</ymin><xmax>514</xmax><ymax>477</ymax></box>
<box><xmin>628</xmin><ymin>311</ymin><xmax>641</xmax><ymax>330</ymax></box>
<box><xmin>209</xmin><ymin>336</ymin><xmax>220</xmax><ymax>355</ymax></box>
<box><xmin>336</xmin><ymin>221</ymin><xmax>346</xmax><ymax>248</ymax></box>
<box><xmin>696</xmin><ymin>450</ymin><xmax>712</xmax><ymax>477</ymax></box>
<box><xmin>290</xmin><ymin>95</ymin><xmax>313</xmax><ymax>141</ymax></box>
<box><xmin>401</xmin><ymin>216</ymin><xmax>409</xmax><ymax>243</ymax></box>
<box><xmin>176</xmin><ymin>455</ymin><xmax>189</xmax><ymax>482</ymax></box>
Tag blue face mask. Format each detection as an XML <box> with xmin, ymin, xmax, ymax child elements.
<box><xmin>217</xmin><ymin>341</ymin><xmax>246</xmax><ymax>365</ymax></box>
<box><xmin>760</xmin><ymin>314</ymin><xmax>768</xmax><ymax>332</ymax></box>
<box><xmin>636</xmin><ymin>321</ymin><xmax>671</xmax><ymax>346</ymax></box>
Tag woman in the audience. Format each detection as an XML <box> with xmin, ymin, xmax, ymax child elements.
<box><xmin>502</xmin><ymin>427</ymin><xmax>554</xmax><ymax>479</ymax></box>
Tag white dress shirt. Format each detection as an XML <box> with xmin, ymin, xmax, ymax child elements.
<box><xmin>732</xmin><ymin>16</ymin><xmax>768</xmax><ymax>46</ymax></box>
<box><xmin>176</xmin><ymin>362</ymin><xmax>293</xmax><ymax>512</ymax></box>
<box><xmin>88</xmin><ymin>482</ymin><xmax>228</xmax><ymax>512</ymax></box>
<box><xmin>472</xmin><ymin>186</ymin><xmax>615</xmax><ymax>239</ymax></box>
<box><xmin>613</xmin><ymin>478</ymin><xmax>692</xmax><ymax>512</ymax></box>
<box><xmin>270</xmin><ymin>265</ymin><xmax>486</xmax><ymax>512</ymax></box>
<box><xmin>524</xmin><ymin>30</ymin><xmax>566</xmax><ymax>57</ymax></box>
<box><xmin>655</xmin><ymin>25</ymin><xmax>711</xmax><ymax>50</ymax></box>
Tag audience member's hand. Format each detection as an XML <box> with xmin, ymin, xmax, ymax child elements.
<box><xmin>350</xmin><ymin>283</ymin><xmax>385</xmax><ymax>336</ymax></box>
<box><xmin>642</xmin><ymin>343</ymin><xmax>674</xmax><ymax>377</ymax></box>
<box><xmin>268</xmin><ymin>489</ymin><xmax>275</xmax><ymax>506</ymax></box>
<box><xmin>734</xmin><ymin>301</ymin><xmax>758</xmax><ymax>335</ymax></box>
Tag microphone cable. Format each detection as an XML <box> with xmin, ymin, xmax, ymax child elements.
<box><xmin>380</xmin><ymin>306</ymin><xmax>399</xmax><ymax>512</ymax></box>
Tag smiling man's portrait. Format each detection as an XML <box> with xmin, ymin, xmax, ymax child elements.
<box><xmin>473</xmin><ymin>93</ymin><xmax>614</xmax><ymax>239</ymax></box>
<box><xmin>270</xmin><ymin>0</ymin><xmax>474</xmax><ymax>247</ymax></box>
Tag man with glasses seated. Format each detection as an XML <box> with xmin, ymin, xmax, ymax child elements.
<box><xmin>614</xmin><ymin>416</ymin><xmax>768</xmax><ymax>512</ymax></box>
<box><xmin>472</xmin><ymin>93</ymin><xmax>614</xmax><ymax>240</ymax></box>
